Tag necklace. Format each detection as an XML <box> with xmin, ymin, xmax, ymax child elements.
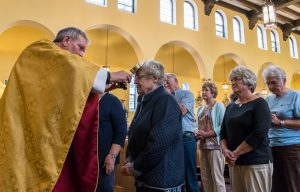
<box><xmin>235</xmin><ymin>95</ymin><xmax>257</xmax><ymax>107</ymax></box>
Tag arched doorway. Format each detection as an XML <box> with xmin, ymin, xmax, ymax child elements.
<box><xmin>0</xmin><ymin>20</ymin><xmax>54</xmax><ymax>83</ymax></box>
<box><xmin>213</xmin><ymin>53</ymin><xmax>245</xmax><ymax>104</ymax></box>
<box><xmin>291</xmin><ymin>71</ymin><xmax>300</xmax><ymax>91</ymax></box>
<box><xmin>257</xmin><ymin>62</ymin><xmax>275</xmax><ymax>97</ymax></box>
<box><xmin>155</xmin><ymin>41</ymin><xmax>204</xmax><ymax>95</ymax></box>
<box><xmin>85</xmin><ymin>25</ymin><xmax>142</xmax><ymax>136</ymax></box>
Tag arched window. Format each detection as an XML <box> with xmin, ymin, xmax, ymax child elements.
<box><xmin>233</xmin><ymin>16</ymin><xmax>244</xmax><ymax>43</ymax></box>
<box><xmin>215</xmin><ymin>10</ymin><xmax>227</xmax><ymax>38</ymax></box>
<box><xmin>289</xmin><ymin>36</ymin><xmax>298</xmax><ymax>59</ymax></box>
<box><xmin>86</xmin><ymin>0</ymin><xmax>106</xmax><ymax>6</ymax></box>
<box><xmin>129</xmin><ymin>75</ymin><xmax>138</xmax><ymax>111</ymax></box>
<box><xmin>184</xmin><ymin>0</ymin><xmax>198</xmax><ymax>30</ymax></box>
<box><xmin>160</xmin><ymin>0</ymin><xmax>176</xmax><ymax>25</ymax></box>
<box><xmin>118</xmin><ymin>0</ymin><xmax>135</xmax><ymax>13</ymax></box>
<box><xmin>271</xmin><ymin>30</ymin><xmax>280</xmax><ymax>53</ymax></box>
<box><xmin>257</xmin><ymin>25</ymin><xmax>267</xmax><ymax>50</ymax></box>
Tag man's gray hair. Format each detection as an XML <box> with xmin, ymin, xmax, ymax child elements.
<box><xmin>262</xmin><ymin>65</ymin><xmax>286</xmax><ymax>82</ymax></box>
<box><xmin>137</xmin><ymin>60</ymin><xmax>165</xmax><ymax>85</ymax></box>
<box><xmin>229</xmin><ymin>66</ymin><xmax>257</xmax><ymax>93</ymax></box>
<box><xmin>165</xmin><ymin>73</ymin><xmax>178</xmax><ymax>81</ymax></box>
<box><xmin>53</xmin><ymin>27</ymin><xmax>89</xmax><ymax>43</ymax></box>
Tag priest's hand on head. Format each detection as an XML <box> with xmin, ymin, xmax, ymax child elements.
<box><xmin>110</xmin><ymin>71</ymin><xmax>131</xmax><ymax>84</ymax></box>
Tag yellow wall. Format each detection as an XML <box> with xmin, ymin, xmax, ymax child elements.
<box><xmin>1</xmin><ymin>0</ymin><xmax>300</xmax><ymax>97</ymax></box>
<box><xmin>2</xmin><ymin>1</ymin><xmax>300</xmax><ymax>191</ymax></box>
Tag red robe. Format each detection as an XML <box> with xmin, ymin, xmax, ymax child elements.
<box><xmin>53</xmin><ymin>92</ymin><xmax>99</xmax><ymax>191</ymax></box>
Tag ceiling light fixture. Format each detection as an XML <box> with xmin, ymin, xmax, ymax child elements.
<box><xmin>263</xmin><ymin>0</ymin><xmax>277</xmax><ymax>29</ymax></box>
<box><xmin>222</xmin><ymin>55</ymin><xmax>229</xmax><ymax>91</ymax></box>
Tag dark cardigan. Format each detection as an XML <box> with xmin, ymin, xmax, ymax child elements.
<box><xmin>127</xmin><ymin>86</ymin><xmax>185</xmax><ymax>188</ymax></box>
<box><xmin>98</xmin><ymin>93</ymin><xmax>127</xmax><ymax>165</ymax></box>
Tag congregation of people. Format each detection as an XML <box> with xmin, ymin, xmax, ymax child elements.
<box><xmin>1</xmin><ymin>27</ymin><xmax>300</xmax><ymax>192</ymax></box>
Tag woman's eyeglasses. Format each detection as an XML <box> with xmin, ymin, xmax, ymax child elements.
<box><xmin>230</xmin><ymin>76</ymin><xmax>243</xmax><ymax>83</ymax></box>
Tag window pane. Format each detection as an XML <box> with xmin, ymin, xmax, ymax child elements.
<box><xmin>118</xmin><ymin>0</ymin><xmax>134</xmax><ymax>13</ymax></box>
<box><xmin>289</xmin><ymin>37</ymin><xmax>298</xmax><ymax>58</ymax></box>
<box><xmin>86</xmin><ymin>0</ymin><xmax>106</xmax><ymax>6</ymax></box>
<box><xmin>257</xmin><ymin>27</ymin><xmax>264</xmax><ymax>49</ymax></box>
<box><xmin>233</xmin><ymin>18</ymin><xmax>241</xmax><ymax>42</ymax></box>
<box><xmin>160</xmin><ymin>0</ymin><xmax>173</xmax><ymax>23</ymax></box>
<box><xmin>215</xmin><ymin>12</ymin><xmax>225</xmax><ymax>37</ymax></box>
<box><xmin>184</xmin><ymin>1</ymin><xmax>195</xmax><ymax>29</ymax></box>
<box><xmin>129</xmin><ymin>75</ymin><xmax>137</xmax><ymax>111</ymax></box>
<box><xmin>289</xmin><ymin>38</ymin><xmax>295</xmax><ymax>57</ymax></box>
<box><xmin>271</xmin><ymin>31</ymin><xmax>277</xmax><ymax>52</ymax></box>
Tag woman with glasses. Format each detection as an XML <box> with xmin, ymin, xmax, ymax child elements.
<box><xmin>220</xmin><ymin>66</ymin><xmax>273</xmax><ymax>192</ymax></box>
<box><xmin>263</xmin><ymin>65</ymin><xmax>300</xmax><ymax>192</ymax></box>
<box><xmin>121</xmin><ymin>60</ymin><xmax>184</xmax><ymax>192</ymax></box>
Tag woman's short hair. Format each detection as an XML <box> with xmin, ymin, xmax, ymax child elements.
<box><xmin>137</xmin><ymin>60</ymin><xmax>165</xmax><ymax>85</ymax></box>
<box><xmin>202</xmin><ymin>82</ymin><xmax>218</xmax><ymax>98</ymax></box>
<box><xmin>262</xmin><ymin>65</ymin><xmax>286</xmax><ymax>82</ymax></box>
<box><xmin>229</xmin><ymin>66</ymin><xmax>257</xmax><ymax>93</ymax></box>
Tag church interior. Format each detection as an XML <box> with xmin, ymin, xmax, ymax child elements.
<box><xmin>1</xmin><ymin>0</ymin><xmax>300</xmax><ymax>191</ymax></box>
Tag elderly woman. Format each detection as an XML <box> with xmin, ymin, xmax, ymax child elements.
<box><xmin>195</xmin><ymin>82</ymin><xmax>226</xmax><ymax>192</ymax></box>
<box><xmin>220</xmin><ymin>66</ymin><xmax>273</xmax><ymax>192</ymax></box>
<box><xmin>121</xmin><ymin>60</ymin><xmax>184</xmax><ymax>192</ymax></box>
<box><xmin>263</xmin><ymin>65</ymin><xmax>300</xmax><ymax>192</ymax></box>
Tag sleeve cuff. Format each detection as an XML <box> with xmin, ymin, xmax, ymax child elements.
<box><xmin>92</xmin><ymin>69</ymin><xmax>107</xmax><ymax>93</ymax></box>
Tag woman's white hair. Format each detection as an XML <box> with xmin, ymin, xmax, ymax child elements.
<box><xmin>137</xmin><ymin>60</ymin><xmax>165</xmax><ymax>85</ymax></box>
<box><xmin>229</xmin><ymin>66</ymin><xmax>257</xmax><ymax>93</ymax></box>
<box><xmin>262</xmin><ymin>65</ymin><xmax>286</xmax><ymax>82</ymax></box>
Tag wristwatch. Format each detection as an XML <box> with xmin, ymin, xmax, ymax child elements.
<box><xmin>279</xmin><ymin>120</ymin><xmax>285</xmax><ymax>127</ymax></box>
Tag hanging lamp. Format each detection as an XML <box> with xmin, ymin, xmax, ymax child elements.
<box><xmin>263</xmin><ymin>0</ymin><xmax>277</xmax><ymax>29</ymax></box>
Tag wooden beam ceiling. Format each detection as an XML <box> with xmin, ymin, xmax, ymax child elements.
<box><xmin>201</xmin><ymin>0</ymin><xmax>300</xmax><ymax>40</ymax></box>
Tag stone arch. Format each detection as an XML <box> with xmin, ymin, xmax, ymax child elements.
<box><xmin>155</xmin><ymin>40</ymin><xmax>206</xmax><ymax>78</ymax></box>
<box><xmin>213</xmin><ymin>53</ymin><xmax>246</xmax><ymax>83</ymax></box>
<box><xmin>0</xmin><ymin>20</ymin><xmax>54</xmax><ymax>82</ymax></box>
<box><xmin>212</xmin><ymin>53</ymin><xmax>246</xmax><ymax>102</ymax></box>
<box><xmin>86</xmin><ymin>24</ymin><xmax>144</xmax><ymax>66</ymax></box>
<box><xmin>154</xmin><ymin>40</ymin><xmax>205</xmax><ymax>95</ymax></box>
<box><xmin>256</xmin><ymin>62</ymin><xmax>275</xmax><ymax>96</ymax></box>
<box><xmin>0</xmin><ymin>20</ymin><xmax>54</xmax><ymax>37</ymax></box>
<box><xmin>291</xmin><ymin>70</ymin><xmax>300</xmax><ymax>90</ymax></box>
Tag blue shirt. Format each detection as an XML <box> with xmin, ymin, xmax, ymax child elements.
<box><xmin>266</xmin><ymin>89</ymin><xmax>300</xmax><ymax>147</ymax></box>
<box><xmin>174</xmin><ymin>88</ymin><xmax>195</xmax><ymax>132</ymax></box>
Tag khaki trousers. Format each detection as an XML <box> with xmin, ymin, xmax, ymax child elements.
<box><xmin>200</xmin><ymin>149</ymin><xmax>226</xmax><ymax>192</ymax></box>
<box><xmin>229</xmin><ymin>163</ymin><xmax>273</xmax><ymax>192</ymax></box>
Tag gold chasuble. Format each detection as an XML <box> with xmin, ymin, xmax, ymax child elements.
<box><xmin>0</xmin><ymin>40</ymin><xmax>99</xmax><ymax>191</ymax></box>
<box><xmin>0</xmin><ymin>83</ymin><xmax>5</xmax><ymax>98</ymax></box>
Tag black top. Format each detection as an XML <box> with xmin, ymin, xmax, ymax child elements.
<box><xmin>127</xmin><ymin>86</ymin><xmax>184</xmax><ymax>188</ymax></box>
<box><xmin>98</xmin><ymin>93</ymin><xmax>127</xmax><ymax>165</ymax></box>
<box><xmin>220</xmin><ymin>97</ymin><xmax>272</xmax><ymax>165</ymax></box>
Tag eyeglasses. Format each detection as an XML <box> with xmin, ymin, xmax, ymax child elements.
<box><xmin>135</xmin><ymin>73</ymin><xmax>151</xmax><ymax>80</ymax></box>
<box><xmin>230</xmin><ymin>76</ymin><xmax>243</xmax><ymax>83</ymax></box>
<box><xmin>265</xmin><ymin>80</ymin><xmax>280</xmax><ymax>87</ymax></box>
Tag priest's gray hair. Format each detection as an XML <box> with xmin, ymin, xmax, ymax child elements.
<box><xmin>53</xmin><ymin>27</ymin><xmax>89</xmax><ymax>43</ymax></box>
